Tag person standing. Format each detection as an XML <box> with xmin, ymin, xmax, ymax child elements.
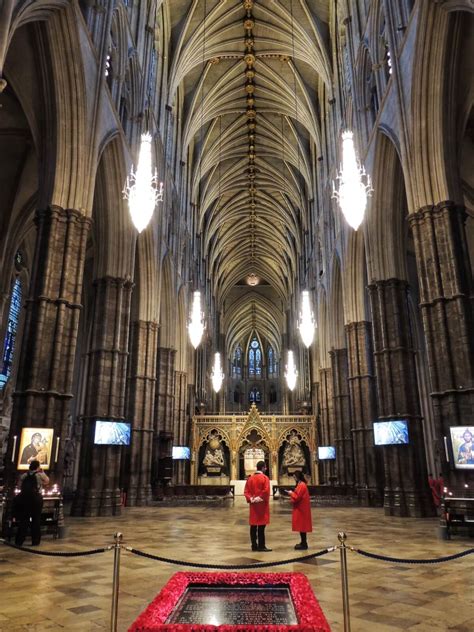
<box><xmin>286</xmin><ymin>471</ymin><xmax>312</xmax><ymax>550</ymax></box>
<box><xmin>244</xmin><ymin>460</ymin><xmax>271</xmax><ymax>551</ymax></box>
<box><xmin>14</xmin><ymin>460</ymin><xmax>49</xmax><ymax>546</ymax></box>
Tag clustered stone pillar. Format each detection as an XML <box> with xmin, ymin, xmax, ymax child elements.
<box><xmin>126</xmin><ymin>320</ymin><xmax>159</xmax><ymax>506</ymax></box>
<box><xmin>345</xmin><ymin>322</ymin><xmax>383</xmax><ymax>506</ymax></box>
<box><xmin>5</xmin><ymin>207</ymin><xmax>90</xmax><ymax>489</ymax></box>
<box><xmin>409</xmin><ymin>202</ymin><xmax>474</xmax><ymax>480</ymax></box>
<box><xmin>330</xmin><ymin>348</ymin><xmax>354</xmax><ymax>486</ymax></box>
<box><xmin>369</xmin><ymin>279</ymin><xmax>433</xmax><ymax>517</ymax></box>
<box><xmin>72</xmin><ymin>277</ymin><xmax>133</xmax><ymax>516</ymax></box>
<box><xmin>151</xmin><ymin>347</ymin><xmax>176</xmax><ymax>491</ymax></box>
<box><xmin>318</xmin><ymin>367</ymin><xmax>335</xmax><ymax>484</ymax></box>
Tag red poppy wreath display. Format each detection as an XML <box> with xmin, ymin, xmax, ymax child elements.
<box><xmin>128</xmin><ymin>572</ymin><xmax>331</xmax><ymax>631</ymax></box>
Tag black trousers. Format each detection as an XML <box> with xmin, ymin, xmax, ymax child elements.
<box><xmin>250</xmin><ymin>525</ymin><xmax>266</xmax><ymax>549</ymax></box>
<box><xmin>15</xmin><ymin>495</ymin><xmax>43</xmax><ymax>546</ymax></box>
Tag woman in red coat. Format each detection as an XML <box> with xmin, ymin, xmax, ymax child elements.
<box><xmin>288</xmin><ymin>471</ymin><xmax>312</xmax><ymax>549</ymax></box>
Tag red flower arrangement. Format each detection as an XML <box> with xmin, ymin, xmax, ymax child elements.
<box><xmin>128</xmin><ymin>572</ymin><xmax>331</xmax><ymax>631</ymax></box>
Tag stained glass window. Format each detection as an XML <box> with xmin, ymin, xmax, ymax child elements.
<box><xmin>232</xmin><ymin>345</ymin><xmax>242</xmax><ymax>377</ymax></box>
<box><xmin>248</xmin><ymin>337</ymin><xmax>261</xmax><ymax>377</ymax></box>
<box><xmin>0</xmin><ymin>278</ymin><xmax>22</xmax><ymax>390</ymax></box>
<box><xmin>249</xmin><ymin>387</ymin><xmax>261</xmax><ymax>403</ymax></box>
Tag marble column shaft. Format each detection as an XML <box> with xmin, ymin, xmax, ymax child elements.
<box><xmin>5</xmin><ymin>207</ymin><xmax>90</xmax><ymax>488</ymax></box>
<box><xmin>330</xmin><ymin>348</ymin><xmax>354</xmax><ymax>486</ymax></box>
<box><xmin>72</xmin><ymin>276</ymin><xmax>133</xmax><ymax>517</ymax></box>
<box><xmin>126</xmin><ymin>320</ymin><xmax>159</xmax><ymax>506</ymax></box>
<box><xmin>345</xmin><ymin>321</ymin><xmax>383</xmax><ymax>506</ymax></box>
<box><xmin>408</xmin><ymin>202</ymin><xmax>474</xmax><ymax>444</ymax></box>
<box><xmin>155</xmin><ymin>347</ymin><xmax>176</xmax><ymax>438</ymax></box>
<box><xmin>369</xmin><ymin>279</ymin><xmax>433</xmax><ymax>517</ymax></box>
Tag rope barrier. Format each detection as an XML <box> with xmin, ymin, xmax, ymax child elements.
<box><xmin>351</xmin><ymin>546</ymin><xmax>474</xmax><ymax>565</ymax></box>
<box><xmin>0</xmin><ymin>539</ymin><xmax>113</xmax><ymax>557</ymax></box>
<box><xmin>125</xmin><ymin>545</ymin><xmax>337</xmax><ymax>569</ymax></box>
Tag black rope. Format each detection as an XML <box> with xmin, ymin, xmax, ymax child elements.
<box><xmin>351</xmin><ymin>546</ymin><xmax>474</xmax><ymax>565</ymax></box>
<box><xmin>125</xmin><ymin>545</ymin><xmax>336</xmax><ymax>569</ymax></box>
<box><xmin>1</xmin><ymin>540</ymin><xmax>112</xmax><ymax>557</ymax></box>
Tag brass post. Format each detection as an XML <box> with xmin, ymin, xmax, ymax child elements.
<box><xmin>111</xmin><ymin>532</ymin><xmax>123</xmax><ymax>632</ymax></box>
<box><xmin>338</xmin><ymin>531</ymin><xmax>351</xmax><ymax>632</ymax></box>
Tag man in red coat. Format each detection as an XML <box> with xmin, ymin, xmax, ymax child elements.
<box><xmin>244</xmin><ymin>460</ymin><xmax>271</xmax><ymax>551</ymax></box>
<box><xmin>287</xmin><ymin>471</ymin><xmax>312</xmax><ymax>549</ymax></box>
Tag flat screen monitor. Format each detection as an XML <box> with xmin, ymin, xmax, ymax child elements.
<box><xmin>318</xmin><ymin>446</ymin><xmax>336</xmax><ymax>460</ymax></box>
<box><xmin>373</xmin><ymin>420</ymin><xmax>409</xmax><ymax>446</ymax></box>
<box><xmin>94</xmin><ymin>420</ymin><xmax>131</xmax><ymax>446</ymax></box>
<box><xmin>450</xmin><ymin>426</ymin><xmax>474</xmax><ymax>470</ymax></box>
<box><xmin>172</xmin><ymin>446</ymin><xmax>190</xmax><ymax>460</ymax></box>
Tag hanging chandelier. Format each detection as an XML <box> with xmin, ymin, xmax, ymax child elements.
<box><xmin>332</xmin><ymin>130</ymin><xmax>372</xmax><ymax>231</ymax></box>
<box><xmin>285</xmin><ymin>350</ymin><xmax>298</xmax><ymax>391</ymax></box>
<box><xmin>188</xmin><ymin>290</ymin><xmax>205</xmax><ymax>349</ymax></box>
<box><xmin>298</xmin><ymin>290</ymin><xmax>316</xmax><ymax>348</ymax></box>
<box><xmin>123</xmin><ymin>132</ymin><xmax>163</xmax><ymax>233</ymax></box>
<box><xmin>211</xmin><ymin>352</ymin><xmax>224</xmax><ymax>393</ymax></box>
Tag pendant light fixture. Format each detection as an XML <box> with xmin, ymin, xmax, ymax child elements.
<box><xmin>211</xmin><ymin>352</ymin><xmax>224</xmax><ymax>393</ymax></box>
<box><xmin>285</xmin><ymin>350</ymin><xmax>298</xmax><ymax>391</ymax></box>
<box><xmin>332</xmin><ymin>130</ymin><xmax>373</xmax><ymax>230</ymax></box>
<box><xmin>188</xmin><ymin>290</ymin><xmax>205</xmax><ymax>349</ymax></box>
<box><xmin>123</xmin><ymin>132</ymin><xmax>163</xmax><ymax>233</ymax></box>
<box><xmin>298</xmin><ymin>290</ymin><xmax>316</xmax><ymax>348</ymax></box>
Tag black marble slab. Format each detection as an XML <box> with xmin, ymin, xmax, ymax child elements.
<box><xmin>166</xmin><ymin>584</ymin><xmax>298</xmax><ymax>625</ymax></box>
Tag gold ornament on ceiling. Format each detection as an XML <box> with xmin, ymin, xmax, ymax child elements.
<box><xmin>244</xmin><ymin>18</ymin><xmax>255</xmax><ymax>30</ymax></box>
<box><xmin>244</xmin><ymin>53</ymin><xmax>256</xmax><ymax>66</ymax></box>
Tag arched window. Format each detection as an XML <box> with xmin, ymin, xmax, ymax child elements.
<box><xmin>267</xmin><ymin>346</ymin><xmax>278</xmax><ymax>377</ymax></box>
<box><xmin>0</xmin><ymin>277</ymin><xmax>22</xmax><ymax>390</ymax></box>
<box><xmin>249</xmin><ymin>386</ymin><xmax>261</xmax><ymax>404</ymax></box>
<box><xmin>232</xmin><ymin>345</ymin><xmax>242</xmax><ymax>378</ymax></box>
<box><xmin>248</xmin><ymin>337</ymin><xmax>262</xmax><ymax>377</ymax></box>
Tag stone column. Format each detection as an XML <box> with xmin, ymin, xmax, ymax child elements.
<box><xmin>72</xmin><ymin>277</ymin><xmax>133</xmax><ymax>516</ymax></box>
<box><xmin>330</xmin><ymin>348</ymin><xmax>354</xmax><ymax>486</ymax></box>
<box><xmin>5</xmin><ymin>207</ymin><xmax>90</xmax><ymax>489</ymax></box>
<box><xmin>126</xmin><ymin>320</ymin><xmax>159</xmax><ymax>506</ymax></box>
<box><xmin>408</xmin><ymin>202</ymin><xmax>474</xmax><ymax>474</ymax></box>
<box><xmin>151</xmin><ymin>347</ymin><xmax>176</xmax><ymax>492</ymax></box>
<box><xmin>369</xmin><ymin>279</ymin><xmax>433</xmax><ymax>517</ymax></box>
<box><xmin>318</xmin><ymin>367</ymin><xmax>335</xmax><ymax>484</ymax></box>
<box><xmin>345</xmin><ymin>322</ymin><xmax>383</xmax><ymax>506</ymax></box>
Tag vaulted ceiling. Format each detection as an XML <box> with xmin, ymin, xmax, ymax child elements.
<box><xmin>163</xmin><ymin>0</ymin><xmax>332</xmax><ymax>356</ymax></box>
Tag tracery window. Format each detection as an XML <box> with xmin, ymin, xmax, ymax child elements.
<box><xmin>0</xmin><ymin>278</ymin><xmax>22</xmax><ymax>390</ymax></box>
<box><xmin>232</xmin><ymin>345</ymin><xmax>242</xmax><ymax>378</ymax></box>
<box><xmin>249</xmin><ymin>386</ymin><xmax>261</xmax><ymax>404</ymax></box>
<box><xmin>248</xmin><ymin>337</ymin><xmax>261</xmax><ymax>377</ymax></box>
<box><xmin>267</xmin><ymin>346</ymin><xmax>278</xmax><ymax>377</ymax></box>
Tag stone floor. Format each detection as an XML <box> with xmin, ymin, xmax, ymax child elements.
<box><xmin>0</xmin><ymin>498</ymin><xmax>472</xmax><ymax>631</ymax></box>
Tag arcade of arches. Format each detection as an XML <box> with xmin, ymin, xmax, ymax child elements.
<box><xmin>0</xmin><ymin>0</ymin><xmax>473</xmax><ymax>526</ymax></box>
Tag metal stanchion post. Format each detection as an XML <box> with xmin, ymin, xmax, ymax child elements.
<box><xmin>338</xmin><ymin>531</ymin><xmax>351</xmax><ymax>632</ymax></box>
<box><xmin>111</xmin><ymin>532</ymin><xmax>123</xmax><ymax>632</ymax></box>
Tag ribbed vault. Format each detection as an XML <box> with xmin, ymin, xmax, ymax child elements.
<box><xmin>162</xmin><ymin>0</ymin><xmax>330</xmax><ymax>359</ymax></box>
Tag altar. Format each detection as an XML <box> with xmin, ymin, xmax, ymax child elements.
<box><xmin>191</xmin><ymin>405</ymin><xmax>317</xmax><ymax>485</ymax></box>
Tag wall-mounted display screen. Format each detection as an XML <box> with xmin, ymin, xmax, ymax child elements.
<box><xmin>172</xmin><ymin>446</ymin><xmax>190</xmax><ymax>460</ymax></box>
<box><xmin>94</xmin><ymin>421</ymin><xmax>131</xmax><ymax>446</ymax></box>
<box><xmin>318</xmin><ymin>446</ymin><xmax>336</xmax><ymax>460</ymax></box>
<box><xmin>373</xmin><ymin>420</ymin><xmax>409</xmax><ymax>446</ymax></box>
<box><xmin>17</xmin><ymin>427</ymin><xmax>54</xmax><ymax>470</ymax></box>
<box><xmin>450</xmin><ymin>426</ymin><xmax>474</xmax><ymax>469</ymax></box>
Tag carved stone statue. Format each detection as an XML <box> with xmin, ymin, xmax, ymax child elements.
<box><xmin>202</xmin><ymin>436</ymin><xmax>225</xmax><ymax>468</ymax></box>
<box><xmin>282</xmin><ymin>432</ymin><xmax>305</xmax><ymax>468</ymax></box>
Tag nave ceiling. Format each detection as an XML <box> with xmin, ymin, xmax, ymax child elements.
<box><xmin>162</xmin><ymin>0</ymin><xmax>332</xmax><ymax>355</ymax></box>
